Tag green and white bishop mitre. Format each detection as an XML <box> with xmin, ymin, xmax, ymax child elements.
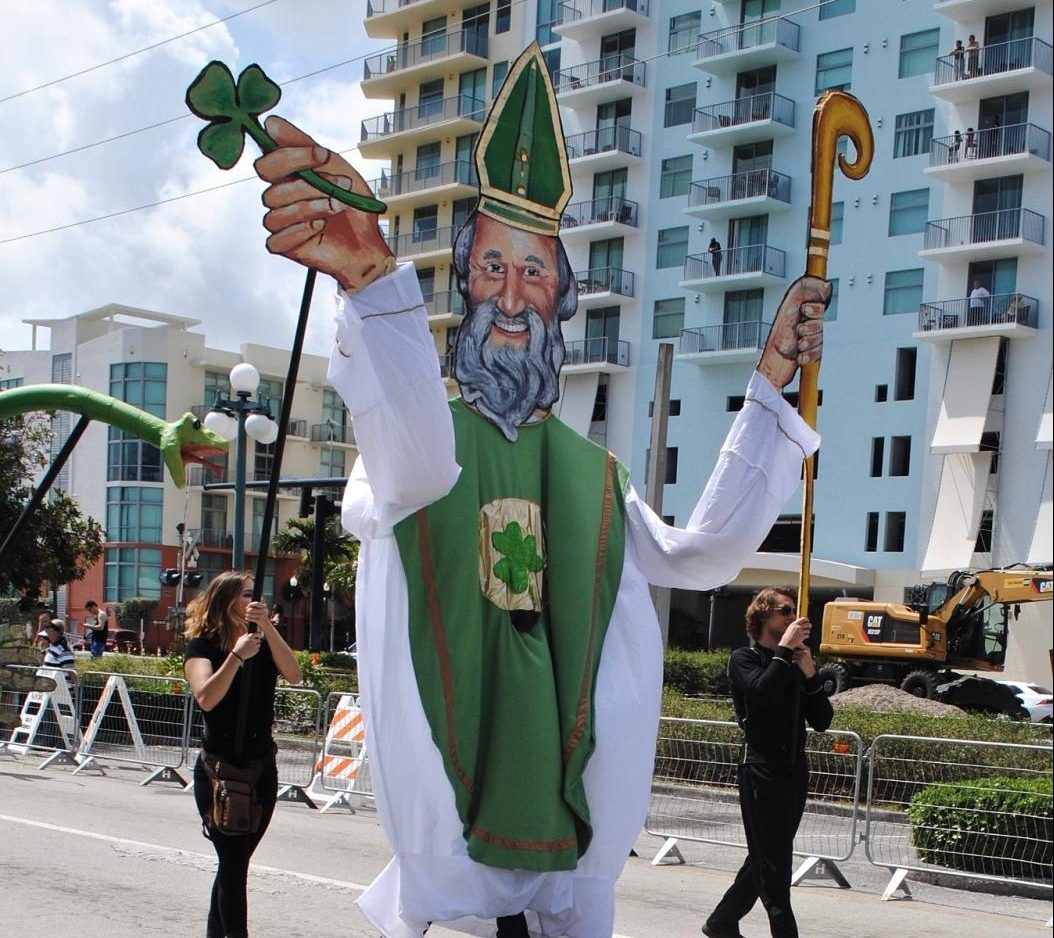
<box><xmin>328</xmin><ymin>42</ymin><xmax>820</xmax><ymax>938</ymax></box>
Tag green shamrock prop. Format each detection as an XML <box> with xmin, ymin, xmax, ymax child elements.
<box><xmin>491</xmin><ymin>522</ymin><xmax>544</xmax><ymax>596</ymax></box>
<box><xmin>186</xmin><ymin>61</ymin><xmax>386</xmax><ymax>214</ymax></box>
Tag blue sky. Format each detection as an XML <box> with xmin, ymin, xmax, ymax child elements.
<box><xmin>0</xmin><ymin>0</ymin><xmax>391</xmax><ymax>358</ymax></box>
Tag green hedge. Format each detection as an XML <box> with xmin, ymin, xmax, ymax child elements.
<box><xmin>663</xmin><ymin>649</ymin><xmax>732</xmax><ymax>697</ymax></box>
<box><xmin>909</xmin><ymin>776</ymin><xmax>1053</xmax><ymax>879</ymax></box>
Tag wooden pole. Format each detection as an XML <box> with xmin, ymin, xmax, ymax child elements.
<box><xmin>645</xmin><ymin>343</ymin><xmax>675</xmax><ymax>640</ymax></box>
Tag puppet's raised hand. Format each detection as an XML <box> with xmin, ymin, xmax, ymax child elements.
<box><xmin>757</xmin><ymin>276</ymin><xmax>830</xmax><ymax>391</ymax></box>
<box><xmin>254</xmin><ymin>116</ymin><xmax>395</xmax><ymax>293</ymax></box>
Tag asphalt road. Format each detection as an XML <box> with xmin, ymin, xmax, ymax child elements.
<box><xmin>0</xmin><ymin>754</ymin><xmax>1050</xmax><ymax>938</ymax></box>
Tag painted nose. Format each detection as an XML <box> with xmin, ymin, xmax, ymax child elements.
<box><xmin>497</xmin><ymin>270</ymin><xmax>525</xmax><ymax>317</ymax></box>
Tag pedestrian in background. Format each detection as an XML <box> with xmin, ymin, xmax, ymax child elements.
<box><xmin>702</xmin><ymin>587</ymin><xmax>833</xmax><ymax>938</ymax></box>
<box><xmin>184</xmin><ymin>571</ymin><xmax>302</xmax><ymax>938</ymax></box>
<box><xmin>40</xmin><ymin>620</ymin><xmax>76</xmax><ymax>673</ymax></box>
<box><xmin>84</xmin><ymin>600</ymin><xmax>108</xmax><ymax>658</ymax></box>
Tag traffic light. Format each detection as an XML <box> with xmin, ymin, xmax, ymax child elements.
<box><xmin>298</xmin><ymin>488</ymin><xmax>316</xmax><ymax>518</ymax></box>
<box><xmin>160</xmin><ymin>569</ymin><xmax>204</xmax><ymax>587</ymax></box>
<box><xmin>160</xmin><ymin>569</ymin><xmax>182</xmax><ymax>586</ymax></box>
<box><xmin>184</xmin><ymin>571</ymin><xmax>204</xmax><ymax>588</ymax></box>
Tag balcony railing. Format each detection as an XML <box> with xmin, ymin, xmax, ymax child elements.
<box><xmin>696</xmin><ymin>15</ymin><xmax>800</xmax><ymax>60</ymax></box>
<box><xmin>933</xmin><ymin>36</ymin><xmax>1054</xmax><ymax>87</ymax></box>
<box><xmin>683</xmin><ymin>244</ymin><xmax>786</xmax><ymax>280</ymax></box>
<box><xmin>558</xmin><ymin>0</ymin><xmax>648</xmax><ymax>23</ymax></box>
<box><xmin>372</xmin><ymin>160</ymin><xmax>478</xmax><ymax>199</ymax></box>
<box><xmin>679</xmin><ymin>320</ymin><xmax>770</xmax><ymax>354</ymax></box>
<box><xmin>929</xmin><ymin>122</ymin><xmax>1051</xmax><ymax>166</ymax></box>
<box><xmin>565</xmin><ymin>124</ymin><xmax>643</xmax><ymax>159</ymax></box>
<box><xmin>366</xmin><ymin>0</ymin><xmax>430</xmax><ymax>15</ymax></box>
<box><xmin>561</xmin><ymin>196</ymin><xmax>638</xmax><ymax>228</ymax></box>
<box><xmin>423</xmin><ymin>290</ymin><xmax>466</xmax><ymax>318</ymax></box>
<box><xmin>564</xmin><ymin>337</ymin><xmax>630</xmax><ymax>367</ymax></box>
<box><xmin>286</xmin><ymin>418</ymin><xmax>308</xmax><ymax>437</ymax></box>
<box><xmin>195</xmin><ymin>529</ymin><xmax>300</xmax><ymax>553</ymax></box>
<box><xmin>692</xmin><ymin>92</ymin><xmax>795</xmax><ymax>134</ymax></box>
<box><xmin>574</xmin><ymin>266</ymin><xmax>635</xmax><ymax>298</ymax></box>
<box><xmin>361</xmin><ymin>95</ymin><xmax>487</xmax><ymax>143</ymax></box>
<box><xmin>363</xmin><ymin>28</ymin><xmax>489</xmax><ymax>81</ymax></box>
<box><xmin>688</xmin><ymin>169</ymin><xmax>791</xmax><ymax>207</ymax></box>
<box><xmin>311</xmin><ymin>422</ymin><xmax>355</xmax><ymax>445</ymax></box>
<box><xmin>918</xmin><ymin>294</ymin><xmax>1039</xmax><ymax>331</ymax></box>
<box><xmin>922</xmin><ymin>208</ymin><xmax>1045</xmax><ymax>250</ymax></box>
<box><xmin>553</xmin><ymin>53</ymin><xmax>647</xmax><ymax>94</ymax></box>
<box><xmin>386</xmin><ymin>224</ymin><xmax>458</xmax><ymax>258</ymax></box>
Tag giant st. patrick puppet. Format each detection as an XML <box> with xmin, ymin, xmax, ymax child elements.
<box><xmin>248</xmin><ymin>44</ymin><xmax>829</xmax><ymax>937</ymax></box>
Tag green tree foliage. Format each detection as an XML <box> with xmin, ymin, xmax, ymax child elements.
<box><xmin>273</xmin><ymin>516</ymin><xmax>359</xmax><ymax>604</ymax></box>
<box><xmin>0</xmin><ymin>413</ymin><xmax>104</xmax><ymax>605</ymax></box>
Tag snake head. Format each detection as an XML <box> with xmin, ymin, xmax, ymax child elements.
<box><xmin>160</xmin><ymin>413</ymin><xmax>229</xmax><ymax>489</ymax></box>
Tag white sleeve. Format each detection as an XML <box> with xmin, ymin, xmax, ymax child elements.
<box><xmin>326</xmin><ymin>263</ymin><xmax>460</xmax><ymax>535</ymax></box>
<box><xmin>627</xmin><ymin>372</ymin><xmax>820</xmax><ymax>590</ymax></box>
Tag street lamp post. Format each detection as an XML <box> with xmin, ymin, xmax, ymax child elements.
<box><xmin>203</xmin><ymin>363</ymin><xmax>279</xmax><ymax>570</ymax></box>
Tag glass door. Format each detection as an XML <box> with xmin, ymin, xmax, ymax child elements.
<box><xmin>727</xmin><ymin>214</ymin><xmax>768</xmax><ymax>273</ymax></box>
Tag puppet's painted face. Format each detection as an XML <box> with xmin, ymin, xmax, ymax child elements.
<box><xmin>455</xmin><ymin>214</ymin><xmax>567</xmax><ymax>442</ymax></box>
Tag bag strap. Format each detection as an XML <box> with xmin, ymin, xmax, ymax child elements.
<box><xmin>233</xmin><ymin>657</ymin><xmax>253</xmax><ymax>760</ymax></box>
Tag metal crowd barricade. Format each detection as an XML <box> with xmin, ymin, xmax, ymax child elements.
<box><xmin>74</xmin><ymin>670</ymin><xmax>192</xmax><ymax>786</ymax></box>
<box><xmin>0</xmin><ymin>663</ymin><xmax>83</xmax><ymax>768</ymax></box>
<box><xmin>273</xmin><ymin>685</ymin><xmax>323</xmax><ymax>808</ymax></box>
<box><xmin>864</xmin><ymin>734</ymin><xmax>1053</xmax><ymax>901</ymax></box>
<box><xmin>314</xmin><ymin>691</ymin><xmax>373</xmax><ymax>813</ymax></box>
<box><xmin>647</xmin><ymin>717</ymin><xmax>863</xmax><ymax>886</ymax></box>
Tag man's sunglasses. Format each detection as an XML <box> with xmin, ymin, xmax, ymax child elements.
<box><xmin>775</xmin><ymin>603</ymin><xmax>796</xmax><ymax>616</ymax></box>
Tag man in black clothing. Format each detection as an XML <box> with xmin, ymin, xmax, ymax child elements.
<box><xmin>703</xmin><ymin>587</ymin><xmax>833</xmax><ymax>938</ymax></box>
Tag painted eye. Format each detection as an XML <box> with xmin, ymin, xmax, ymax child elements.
<box><xmin>486</xmin><ymin>263</ymin><xmax>503</xmax><ymax>274</ymax></box>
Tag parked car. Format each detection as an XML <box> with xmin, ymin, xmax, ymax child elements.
<box><xmin>72</xmin><ymin>629</ymin><xmax>141</xmax><ymax>655</ymax></box>
<box><xmin>995</xmin><ymin>680</ymin><xmax>1053</xmax><ymax>723</ymax></box>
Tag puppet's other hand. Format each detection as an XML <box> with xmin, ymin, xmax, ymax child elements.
<box><xmin>255</xmin><ymin>116</ymin><xmax>394</xmax><ymax>292</ymax></box>
<box><xmin>757</xmin><ymin>275</ymin><xmax>830</xmax><ymax>390</ymax></box>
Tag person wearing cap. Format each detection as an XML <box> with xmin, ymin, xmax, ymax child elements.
<box><xmin>251</xmin><ymin>42</ymin><xmax>827</xmax><ymax>938</ymax></box>
<box><xmin>40</xmin><ymin>619</ymin><xmax>76</xmax><ymax>673</ymax></box>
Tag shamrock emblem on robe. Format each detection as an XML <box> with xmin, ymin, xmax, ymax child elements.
<box><xmin>478</xmin><ymin>499</ymin><xmax>545</xmax><ymax>613</ymax></box>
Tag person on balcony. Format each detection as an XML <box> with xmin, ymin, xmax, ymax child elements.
<box><xmin>950</xmin><ymin>39</ymin><xmax>965</xmax><ymax>80</ymax></box>
<box><xmin>966</xmin><ymin>34</ymin><xmax>981</xmax><ymax>77</ymax></box>
<box><xmin>709</xmin><ymin>237</ymin><xmax>724</xmax><ymax>276</ymax></box>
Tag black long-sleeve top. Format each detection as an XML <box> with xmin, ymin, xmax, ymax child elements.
<box><xmin>728</xmin><ymin>643</ymin><xmax>834</xmax><ymax>767</ymax></box>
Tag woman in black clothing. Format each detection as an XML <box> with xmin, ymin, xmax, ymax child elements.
<box><xmin>184</xmin><ymin>571</ymin><xmax>302</xmax><ymax>938</ymax></box>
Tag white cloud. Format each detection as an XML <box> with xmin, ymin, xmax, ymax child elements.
<box><xmin>0</xmin><ymin>0</ymin><xmax>390</xmax><ymax>359</ymax></box>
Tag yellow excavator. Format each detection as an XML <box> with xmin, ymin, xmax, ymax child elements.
<box><xmin>818</xmin><ymin>565</ymin><xmax>1052</xmax><ymax>715</ymax></box>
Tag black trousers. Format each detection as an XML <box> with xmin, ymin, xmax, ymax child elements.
<box><xmin>194</xmin><ymin>754</ymin><xmax>279</xmax><ymax>938</ymax></box>
<box><xmin>709</xmin><ymin>761</ymin><xmax>808</xmax><ymax>938</ymax></box>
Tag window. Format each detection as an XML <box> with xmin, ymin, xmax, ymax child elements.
<box><xmin>421</xmin><ymin>16</ymin><xmax>446</xmax><ymax>57</ymax></box>
<box><xmin>820</xmin><ymin>0</ymin><xmax>855</xmax><ymax>18</ymax></box>
<box><xmin>727</xmin><ymin>395</ymin><xmax>746</xmax><ymax>412</ymax></box>
<box><xmin>883</xmin><ymin>268</ymin><xmax>924</xmax><ymax>315</ymax></box>
<box><xmin>980</xmin><ymin>430</ymin><xmax>1001</xmax><ymax>474</ymax></box>
<box><xmin>416</xmin><ymin>140</ymin><xmax>441</xmax><ymax>180</ymax></box>
<box><xmin>656</xmin><ymin>226</ymin><xmax>689</xmax><ymax>268</ymax></box>
<box><xmin>889</xmin><ymin>436</ymin><xmax>911</xmax><ymax>476</ymax></box>
<box><xmin>899</xmin><ymin>29</ymin><xmax>939</xmax><ymax>78</ymax></box>
<box><xmin>870</xmin><ymin>437</ymin><xmax>885</xmax><ymax>477</ymax></box>
<box><xmin>830</xmin><ymin>201</ymin><xmax>844</xmax><ymax>245</ymax></box>
<box><xmin>875</xmin><ymin>384</ymin><xmax>888</xmax><ymax>403</ymax></box>
<box><xmin>203</xmin><ymin>370</ymin><xmax>229</xmax><ymax>405</ymax></box>
<box><xmin>894</xmin><ymin>109</ymin><xmax>934</xmax><ymax>158</ymax></box>
<box><xmin>865</xmin><ymin>512</ymin><xmax>879</xmax><ymax>552</ymax></box>
<box><xmin>827</xmin><ymin>278</ymin><xmax>839</xmax><ymax>322</ymax></box>
<box><xmin>256</xmin><ymin>376</ymin><xmax>283</xmax><ymax>414</ymax></box>
<box><xmin>974</xmin><ymin>510</ymin><xmax>994</xmax><ymax>553</ymax></box>
<box><xmin>992</xmin><ymin>338</ymin><xmax>1008</xmax><ymax>395</ymax></box>
<box><xmin>320</xmin><ymin>446</ymin><xmax>347</xmax><ymax>478</ymax></box>
<box><xmin>491</xmin><ymin>60</ymin><xmax>508</xmax><ymax>98</ymax></box>
<box><xmin>653</xmin><ymin>297</ymin><xmax>685</xmax><ymax>338</ymax></box>
<box><xmin>106</xmin><ymin>486</ymin><xmax>163</xmax><ymax>542</ymax></box>
<box><xmin>660</xmin><ymin>155</ymin><xmax>693</xmax><ymax>198</ymax></box>
<box><xmin>669</xmin><ymin>11</ymin><xmax>701</xmax><ymax>53</ymax></box>
<box><xmin>894</xmin><ymin>347</ymin><xmax>917</xmax><ymax>400</ymax></box>
<box><xmin>759</xmin><ymin>515</ymin><xmax>805</xmax><ymax>553</ymax></box>
<box><xmin>321</xmin><ymin>388</ymin><xmax>347</xmax><ymax>437</ymax></box>
<box><xmin>418</xmin><ymin>77</ymin><xmax>444</xmax><ymax>119</ymax></box>
<box><xmin>254</xmin><ymin>442</ymin><xmax>275</xmax><ymax>482</ymax></box>
<box><xmin>250</xmin><ymin>497</ymin><xmax>278</xmax><ymax>543</ymax></box>
<box><xmin>816</xmin><ymin>48</ymin><xmax>853</xmax><ymax>94</ymax></box>
<box><xmin>496</xmin><ymin>0</ymin><xmax>510</xmax><ymax>33</ymax></box>
<box><xmin>201</xmin><ymin>494</ymin><xmax>228</xmax><ymax>539</ymax></box>
<box><xmin>666</xmin><ymin>447</ymin><xmax>679</xmax><ymax>485</ymax></box>
<box><xmin>664</xmin><ymin>83</ymin><xmax>696</xmax><ymax>127</ymax></box>
<box><xmin>108</xmin><ymin>362</ymin><xmax>166</xmax><ymax>483</ymax></box>
<box><xmin>889</xmin><ymin>188</ymin><xmax>929</xmax><ymax>235</ymax></box>
<box><xmin>884</xmin><ymin>512</ymin><xmax>906</xmax><ymax>552</ymax></box>
<box><xmin>104</xmin><ymin>547</ymin><xmax>162</xmax><ymax>602</ymax></box>
<box><xmin>648</xmin><ymin>399</ymin><xmax>682</xmax><ymax>417</ymax></box>
<box><xmin>413</xmin><ymin>204</ymin><xmax>438</xmax><ymax>240</ymax></box>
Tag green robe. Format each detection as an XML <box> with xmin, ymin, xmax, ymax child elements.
<box><xmin>393</xmin><ymin>400</ymin><xmax>628</xmax><ymax>871</ymax></box>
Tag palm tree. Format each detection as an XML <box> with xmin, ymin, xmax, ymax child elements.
<box><xmin>273</xmin><ymin>517</ymin><xmax>359</xmax><ymax>604</ymax></box>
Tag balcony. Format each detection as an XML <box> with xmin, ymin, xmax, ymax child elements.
<box><xmin>553</xmin><ymin>54</ymin><xmax>647</xmax><ymax>108</ymax></box>
<box><xmin>573</xmin><ymin>267</ymin><xmax>635</xmax><ymax>309</ymax></box>
<box><xmin>560</xmin><ymin>196</ymin><xmax>639</xmax><ymax>236</ymax></box>
<box><xmin>364</xmin><ymin>0</ymin><xmax>455</xmax><ymax>39</ymax></box>
<box><xmin>915</xmin><ymin>294</ymin><xmax>1039</xmax><ymax>343</ymax></box>
<box><xmin>935</xmin><ymin>0</ymin><xmax>1037</xmax><ymax>19</ymax></box>
<box><xmin>931</xmin><ymin>37</ymin><xmax>1053</xmax><ymax>102</ymax></box>
<box><xmin>680</xmin><ymin>244</ymin><xmax>786</xmax><ymax>293</ymax></box>
<box><xmin>693</xmin><ymin>16</ymin><xmax>800</xmax><ymax>76</ymax></box>
<box><xmin>688</xmin><ymin>92</ymin><xmax>795</xmax><ymax>147</ymax></box>
<box><xmin>684</xmin><ymin>169</ymin><xmax>791</xmax><ymax>221</ymax></box>
<box><xmin>311</xmin><ymin>422</ymin><xmax>356</xmax><ymax>446</ymax></box>
<box><xmin>565</xmin><ymin>125</ymin><xmax>643</xmax><ymax>172</ymax></box>
<box><xmin>386</xmin><ymin>225</ymin><xmax>458</xmax><ymax>264</ymax></box>
<box><xmin>195</xmin><ymin>529</ymin><xmax>300</xmax><ymax>553</ymax></box>
<box><xmin>359</xmin><ymin>95</ymin><xmax>487</xmax><ymax>159</ymax></box>
<box><xmin>423</xmin><ymin>290</ymin><xmax>465</xmax><ymax>327</ymax></box>
<box><xmin>676</xmin><ymin>320</ymin><xmax>770</xmax><ymax>365</ymax></box>
<box><xmin>919</xmin><ymin>208</ymin><xmax>1045</xmax><ymax>263</ymax></box>
<box><xmin>562</xmin><ymin>337</ymin><xmax>631</xmax><ymax>374</ymax></box>
<box><xmin>926</xmin><ymin>122</ymin><xmax>1051</xmax><ymax>183</ymax></box>
<box><xmin>371</xmin><ymin>160</ymin><xmax>478</xmax><ymax>211</ymax></box>
<box><xmin>553</xmin><ymin>0</ymin><xmax>649</xmax><ymax>42</ymax></box>
<box><xmin>362</xmin><ymin>29</ymin><xmax>489</xmax><ymax>98</ymax></box>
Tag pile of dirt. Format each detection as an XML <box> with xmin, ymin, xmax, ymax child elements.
<box><xmin>831</xmin><ymin>683</ymin><xmax>965</xmax><ymax>716</ymax></box>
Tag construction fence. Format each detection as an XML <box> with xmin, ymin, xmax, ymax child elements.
<box><xmin>2</xmin><ymin>669</ymin><xmax>1050</xmax><ymax>901</ymax></box>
